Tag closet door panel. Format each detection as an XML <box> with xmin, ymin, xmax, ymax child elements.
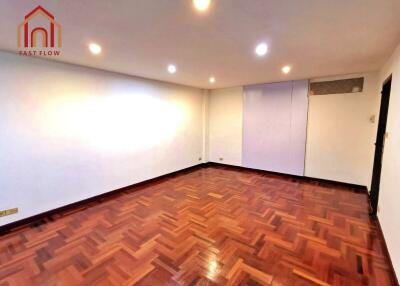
<box><xmin>242</xmin><ymin>80</ymin><xmax>308</xmax><ymax>176</ymax></box>
<box><xmin>242</xmin><ymin>82</ymin><xmax>293</xmax><ymax>173</ymax></box>
<box><xmin>289</xmin><ymin>80</ymin><xmax>309</xmax><ymax>175</ymax></box>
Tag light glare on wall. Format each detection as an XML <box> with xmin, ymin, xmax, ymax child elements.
<box><xmin>42</xmin><ymin>94</ymin><xmax>187</xmax><ymax>153</ymax></box>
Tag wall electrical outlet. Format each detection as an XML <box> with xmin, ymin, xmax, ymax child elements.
<box><xmin>0</xmin><ymin>208</ymin><xmax>18</xmax><ymax>217</ymax></box>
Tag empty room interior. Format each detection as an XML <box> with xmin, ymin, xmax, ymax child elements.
<box><xmin>1</xmin><ymin>1</ymin><xmax>400</xmax><ymax>285</ymax></box>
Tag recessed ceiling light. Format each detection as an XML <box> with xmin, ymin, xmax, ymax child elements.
<box><xmin>282</xmin><ymin>65</ymin><xmax>291</xmax><ymax>74</ymax></box>
<box><xmin>167</xmin><ymin>64</ymin><xmax>177</xmax><ymax>74</ymax></box>
<box><xmin>89</xmin><ymin>43</ymin><xmax>102</xmax><ymax>55</ymax></box>
<box><xmin>209</xmin><ymin>77</ymin><xmax>216</xmax><ymax>83</ymax></box>
<box><xmin>193</xmin><ymin>0</ymin><xmax>211</xmax><ymax>12</ymax></box>
<box><xmin>255</xmin><ymin>43</ymin><xmax>268</xmax><ymax>57</ymax></box>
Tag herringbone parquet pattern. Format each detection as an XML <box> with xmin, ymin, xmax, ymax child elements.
<box><xmin>0</xmin><ymin>166</ymin><xmax>396</xmax><ymax>285</ymax></box>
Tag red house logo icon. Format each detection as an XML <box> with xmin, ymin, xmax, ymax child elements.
<box><xmin>17</xmin><ymin>6</ymin><xmax>62</xmax><ymax>53</ymax></box>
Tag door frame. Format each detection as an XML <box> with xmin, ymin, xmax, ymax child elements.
<box><xmin>370</xmin><ymin>75</ymin><xmax>392</xmax><ymax>216</ymax></box>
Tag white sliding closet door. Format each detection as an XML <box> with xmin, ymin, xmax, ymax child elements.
<box><xmin>242</xmin><ymin>80</ymin><xmax>308</xmax><ymax>176</ymax></box>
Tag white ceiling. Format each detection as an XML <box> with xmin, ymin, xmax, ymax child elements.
<box><xmin>1</xmin><ymin>0</ymin><xmax>400</xmax><ymax>89</ymax></box>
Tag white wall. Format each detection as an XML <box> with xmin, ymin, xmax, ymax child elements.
<box><xmin>305</xmin><ymin>73</ymin><xmax>380</xmax><ymax>186</ymax></box>
<box><xmin>0</xmin><ymin>51</ymin><xmax>204</xmax><ymax>226</ymax></box>
<box><xmin>201</xmin><ymin>90</ymin><xmax>210</xmax><ymax>162</ymax></box>
<box><xmin>377</xmin><ymin>43</ymin><xmax>400</xmax><ymax>278</ymax></box>
<box><xmin>208</xmin><ymin>87</ymin><xmax>243</xmax><ymax>166</ymax></box>
<box><xmin>207</xmin><ymin>77</ymin><xmax>379</xmax><ymax>186</ymax></box>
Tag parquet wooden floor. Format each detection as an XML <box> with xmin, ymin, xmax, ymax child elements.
<box><xmin>0</xmin><ymin>166</ymin><xmax>396</xmax><ymax>286</ymax></box>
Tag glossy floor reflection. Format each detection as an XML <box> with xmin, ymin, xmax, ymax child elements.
<box><xmin>0</xmin><ymin>166</ymin><xmax>396</xmax><ymax>285</ymax></box>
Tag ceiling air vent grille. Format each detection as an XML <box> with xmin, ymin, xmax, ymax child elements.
<box><xmin>309</xmin><ymin>77</ymin><xmax>364</xmax><ymax>95</ymax></box>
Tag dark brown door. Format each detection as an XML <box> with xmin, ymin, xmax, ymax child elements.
<box><xmin>370</xmin><ymin>76</ymin><xmax>392</xmax><ymax>216</ymax></box>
